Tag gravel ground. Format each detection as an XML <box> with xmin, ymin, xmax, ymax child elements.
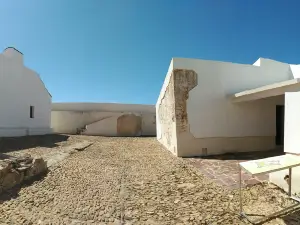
<box><xmin>0</xmin><ymin>134</ymin><xmax>98</xmax><ymax>159</ymax></box>
<box><xmin>0</xmin><ymin>136</ymin><xmax>300</xmax><ymax>224</ymax></box>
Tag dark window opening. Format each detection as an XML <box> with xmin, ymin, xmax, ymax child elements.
<box><xmin>30</xmin><ymin>106</ymin><xmax>35</xmax><ymax>118</ymax></box>
<box><xmin>276</xmin><ymin>105</ymin><xmax>284</xmax><ymax>146</ymax></box>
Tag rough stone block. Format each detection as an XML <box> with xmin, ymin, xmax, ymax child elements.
<box><xmin>0</xmin><ymin>155</ymin><xmax>48</xmax><ymax>194</ymax></box>
<box><xmin>24</xmin><ymin>157</ymin><xmax>48</xmax><ymax>180</ymax></box>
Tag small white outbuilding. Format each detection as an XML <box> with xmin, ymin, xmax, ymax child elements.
<box><xmin>0</xmin><ymin>47</ymin><xmax>52</xmax><ymax>137</ymax></box>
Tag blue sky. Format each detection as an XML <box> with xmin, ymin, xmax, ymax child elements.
<box><xmin>0</xmin><ymin>0</ymin><xmax>299</xmax><ymax>104</ymax></box>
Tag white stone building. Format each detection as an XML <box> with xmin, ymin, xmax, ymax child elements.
<box><xmin>51</xmin><ymin>102</ymin><xmax>156</xmax><ymax>136</ymax></box>
<box><xmin>0</xmin><ymin>47</ymin><xmax>52</xmax><ymax>137</ymax></box>
<box><xmin>156</xmin><ymin>57</ymin><xmax>300</xmax><ymax>157</ymax></box>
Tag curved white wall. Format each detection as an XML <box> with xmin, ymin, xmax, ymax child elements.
<box><xmin>51</xmin><ymin>103</ymin><xmax>156</xmax><ymax>136</ymax></box>
<box><xmin>51</xmin><ymin>111</ymin><xmax>122</xmax><ymax>134</ymax></box>
<box><xmin>52</xmin><ymin>102</ymin><xmax>155</xmax><ymax>113</ymax></box>
<box><xmin>83</xmin><ymin>115</ymin><xmax>119</xmax><ymax>136</ymax></box>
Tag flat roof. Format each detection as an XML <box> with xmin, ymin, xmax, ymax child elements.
<box><xmin>231</xmin><ymin>78</ymin><xmax>300</xmax><ymax>103</ymax></box>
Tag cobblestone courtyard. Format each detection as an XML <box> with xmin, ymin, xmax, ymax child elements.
<box><xmin>0</xmin><ymin>136</ymin><xmax>299</xmax><ymax>224</ymax></box>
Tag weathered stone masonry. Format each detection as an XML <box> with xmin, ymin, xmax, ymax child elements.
<box><xmin>173</xmin><ymin>69</ymin><xmax>198</xmax><ymax>134</ymax></box>
<box><xmin>157</xmin><ymin>69</ymin><xmax>198</xmax><ymax>155</ymax></box>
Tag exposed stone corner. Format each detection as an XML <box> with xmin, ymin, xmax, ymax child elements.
<box><xmin>173</xmin><ymin>69</ymin><xmax>198</xmax><ymax>133</ymax></box>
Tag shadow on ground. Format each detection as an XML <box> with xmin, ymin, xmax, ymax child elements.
<box><xmin>0</xmin><ymin>172</ymin><xmax>48</xmax><ymax>203</ymax></box>
<box><xmin>0</xmin><ymin>153</ymin><xmax>16</xmax><ymax>160</ymax></box>
<box><xmin>253</xmin><ymin>207</ymin><xmax>300</xmax><ymax>225</ymax></box>
<box><xmin>0</xmin><ymin>134</ymin><xmax>69</xmax><ymax>154</ymax></box>
<box><xmin>280</xmin><ymin>208</ymin><xmax>300</xmax><ymax>225</ymax></box>
<box><xmin>195</xmin><ymin>148</ymin><xmax>284</xmax><ymax>161</ymax></box>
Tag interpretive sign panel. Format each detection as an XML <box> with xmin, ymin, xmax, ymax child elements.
<box><xmin>239</xmin><ymin>154</ymin><xmax>300</xmax><ymax>175</ymax></box>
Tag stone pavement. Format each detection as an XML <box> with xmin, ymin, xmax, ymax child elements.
<box><xmin>185</xmin><ymin>149</ymin><xmax>284</xmax><ymax>190</ymax></box>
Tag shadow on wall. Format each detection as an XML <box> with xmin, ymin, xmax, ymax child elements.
<box><xmin>0</xmin><ymin>134</ymin><xmax>69</xmax><ymax>154</ymax></box>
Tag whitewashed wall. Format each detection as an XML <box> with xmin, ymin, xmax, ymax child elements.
<box><xmin>283</xmin><ymin>92</ymin><xmax>300</xmax><ymax>154</ymax></box>
<box><xmin>0</xmin><ymin>48</ymin><xmax>52</xmax><ymax>137</ymax></box>
<box><xmin>83</xmin><ymin>115</ymin><xmax>120</xmax><ymax>136</ymax></box>
<box><xmin>51</xmin><ymin>111</ymin><xmax>121</xmax><ymax>134</ymax></box>
<box><xmin>290</xmin><ymin>65</ymin><xmax>300</xmax><ymax>79</ymax></box>
<box><xmin>269</xmin><ymin>92</ymin><xmax>300</xmax><ymax>193</ymax></box>
<box><xmin>52</xmin><ymin>102</ymin><xmax>155</xmax><ymax>113</ymax></box>
<box><xmin>51</xmin><ymin>103</ymin><xmax>156</xmax><ymax>136</ymax></box>
<box><xmin>173</xmin><ymin>58</ymin><xmax>290</xmax><ymax>139</ymax></box>
<box><xmin>157</xmin><ymin>57</ymin><xmax>296</xmax><ymax>156</ymax></box>
<box><xmin>175</xmin><ymin>58</ymin><xmax>291</xmax><ymax>156</ymax></box>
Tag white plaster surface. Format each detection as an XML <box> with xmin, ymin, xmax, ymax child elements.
<box><xmin>51</xmin><ymin>111</ymin><xmax>122</xmax><ymax>134</ymax></box>
<box><xmin>290</xmin><ymin>64</ymin><xmax>300</xmax><ymax>79</ymax></box>
<box><xmin>0</xmin><ymin>48</ymin><xmax>52</xmax><ymax>137</ymax></box>
<box><xmin>51</xmin><ymin>103</ymin><xmax>156</xmax><ymax>136</ymax></box>
<box><xmin>52</xmin><ymin>102</ymin><xmax>155</xmax><ymax>113</ymax></box>
<box><xmin>172</xmin><ymin>58</ymin><xmax>289</xmax><ymax>139</ymax></box>
<box><xmin>231</xmin><ymin>79</ymin><xmax>300</xmax><ymax>103</ymax></box>
<box><xmin>284</xmin><ymin>92</ymin><xmax>300</xmax><ymax>154</ymax></box>
<box><xmin>0</xmin><ymin>128</ymin><xmax>27</xmax><ymax>137</ymax></box>
<box><xmin>83</xmin><ymin>115</ymin><xmax>119</xmax><ymax>136</ymax></box>
<box><xmin>253</xmin><ymin>58</ymin><xmax>261</xmax><ymax>66</ymax></box>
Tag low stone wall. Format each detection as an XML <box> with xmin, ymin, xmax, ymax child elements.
<box><xmin>0</xmin><ymin>154</ymin><xmax>47</xmax><ymax>194</ymax></box>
